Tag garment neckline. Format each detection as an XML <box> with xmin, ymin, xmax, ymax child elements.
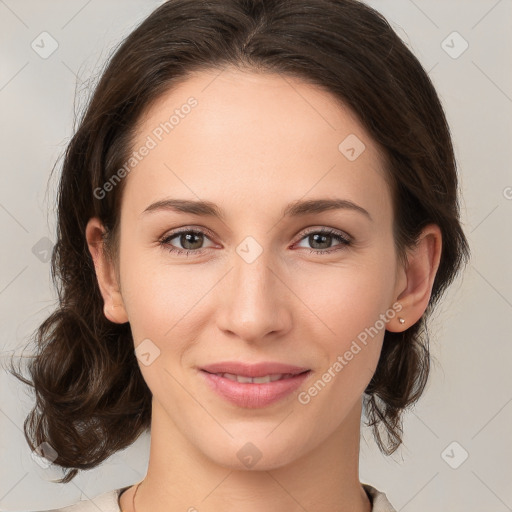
<box><xmin>116</xmin><ymin>481</ymin><xmax>392</xmax><ymax>512</ymax></box>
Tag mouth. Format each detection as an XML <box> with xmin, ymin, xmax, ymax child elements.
<box><xmin>200</xmin><ymin>361</ymin><xmax>310</xmax><ymax>378</ymax></box>
<box><xmin>202</xmin><ymin>371</ymin><xmax>310</xmax><ymax>384</ymax></box>
<box><xmin>198</xmin><ymin>364</ymin><xmax>312</xmax><ymax>408</ymax></box>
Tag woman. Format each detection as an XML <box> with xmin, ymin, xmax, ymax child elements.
<box><xmin>9</xmin><ymin>0</ymin><xmax>470</xmax><ymax>511</ymax></box>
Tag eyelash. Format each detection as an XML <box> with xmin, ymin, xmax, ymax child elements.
<box><xmin>159</xmin><ymin>227</ymin><xmax>352</xmax><ymax>257</ymax></box>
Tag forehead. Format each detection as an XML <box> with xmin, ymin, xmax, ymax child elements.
<box><xmin>124</xmin><ymin>68</ymin><xmax>392</xmax><ymax>224</ymax></box>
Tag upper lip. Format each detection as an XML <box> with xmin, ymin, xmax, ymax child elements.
<box><xmin>200</xmin><ymin>361</ymin><xmax>310</xmax><ymax>378</ymax></box>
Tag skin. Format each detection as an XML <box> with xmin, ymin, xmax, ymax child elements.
<box><xmin>86</xmin><ymin>68</ymin><xmax>442</xmax><ymax>512</ymax></box>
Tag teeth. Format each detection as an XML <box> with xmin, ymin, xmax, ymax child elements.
<box><xmin>217</xmin><ymin>373</ymin><xmax>293</xmax><ymax>383</ymax></box>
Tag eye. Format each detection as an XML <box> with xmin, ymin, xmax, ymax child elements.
<box><xmin>159</xmin><ymin>228</ymin><xmax>216</xmax><ymax>256</ymax></box>
<box><xmin>159</xmin><ymin>226</ymin><xmax>352</xmax><ymax>257</ymax></box>
<box><xmin>294</xmin><ymin>228</ymin><xmax>352</xmax><ymax>255</ymax></box>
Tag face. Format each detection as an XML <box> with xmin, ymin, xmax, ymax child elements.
<box><xmin>99</xmin><ymin>68</ymin><xmax>406</xmax><ymax>469</ymax></box>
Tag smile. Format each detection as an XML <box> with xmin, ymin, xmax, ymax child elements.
<box><xmin>200</xmin><ymin>369</ymin><xmax>311</xmax><ymax>408</ymax></box>
<box><xmin>211</xmin><ymin>372</ymin><xmax>299</xmax><ymax>383</ymax></box>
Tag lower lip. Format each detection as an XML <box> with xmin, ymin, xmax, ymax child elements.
<box><xmin>200</xmin><ymin>370</ymin><xmax>311</xmax><ymax>408</ymax></box>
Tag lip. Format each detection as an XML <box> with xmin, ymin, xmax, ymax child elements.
<box><xmin>199</xmin><ymin>362</ymin><xmax>311</xmax><ymax>409</ymax></box>
<box><xmin>200</xmin><ymin>361</ymin><xmax>310</xmax><ymax>378</ymax></box>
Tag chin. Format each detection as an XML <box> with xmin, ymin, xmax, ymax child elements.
<box><xmin>198</xmin><ymin>432</ymin><xmax>307</xmax><ymax>472</ymax></box>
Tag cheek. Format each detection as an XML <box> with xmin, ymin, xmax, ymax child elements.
<box><xmin>297</xmin><ymin>255</ymin><xmax>396</xmax><ymax>338</ymax></box>
<box><xmin>296</xmin><ymin>252</ymin><xmax>396</xmax><ymax>390</ymax></box>
<box><xmin>121</xmin><ymin>261</ymin><xmax>204</xmax><ymax>341</ymax></box>
<box><xmin>119</xmin><ymin>261</ymin><xmax>206</xmax><ymax>398</ymax></box>
<box><xmin>293</xmin><ymin>273</ymin><xmax>390</xmax><ymax>430</ymax></box>
<box><xmin>118</xmin><ymin>243</ymin><xmax>226</xmax><ymax>383</ymax></box>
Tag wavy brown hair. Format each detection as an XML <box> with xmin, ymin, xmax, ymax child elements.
<box><xmin>7</xmin><ymin>0</ymin><xmax>470</xmax><ymax>484</ymax></box>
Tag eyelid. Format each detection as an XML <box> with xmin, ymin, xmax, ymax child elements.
<box><xmin>295</xmin><ymin>226</ymin><xmax>352</xmax><ymax>243</ymax></box>
<box><xmin>160</xmin><ymin>225</ymin><xmax>216</xmax><ymax>240</ymax></box>
<box><xmin>159</xmin><ymin>226</ymin><xmax>217</xmax><ymax>247</ymax></box>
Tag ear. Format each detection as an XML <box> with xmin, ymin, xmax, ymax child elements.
<box><xmin>387</xmin><ymin>223</ymin><xmax>442</xmax><ymax>332</ymax></box>
<box><xmin>85</xmin><ymin>217</ymin><xmax>128</xmax><ymax>324</ymax></box>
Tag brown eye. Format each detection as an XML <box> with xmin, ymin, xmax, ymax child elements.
<box><xmin>160</xmin><ymin>228</ymin><xmax>215</xmax><ymax>256</ymax></box>
<box><xmin>174</xmin><ymin>231</ymin><xmax>204</xmax><ymax>250</ymax></box>
<box><xmin>295</xmin><ymin>228</ymin><xmax>351</xmax><ymax>255</ymax></box>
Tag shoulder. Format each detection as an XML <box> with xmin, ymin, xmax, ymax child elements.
<box><xmin>362</xmin><ymin>483</ymin><xmax>397</xmax><ymax>512</ymax></box>
<box><xmin>41</xmin><ymin>488</ymin><xmax>124</xmax><ymax>512</ymax></box>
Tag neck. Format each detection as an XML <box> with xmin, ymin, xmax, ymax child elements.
<box><xmin>124</xmin><ymin>398</ymin><xmax>371</xmax><ymax>512</ymax></box>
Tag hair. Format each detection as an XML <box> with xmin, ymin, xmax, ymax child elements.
<box><xmin>7</xmin><ymin>0</ymin><xmax>470</xmax><ymax>484</ymax></box>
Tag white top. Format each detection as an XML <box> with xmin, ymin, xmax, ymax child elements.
<box><xmin>43</xmin><ymin>483</ymin><xmax>396</xmax><ymax>511</ymax></box>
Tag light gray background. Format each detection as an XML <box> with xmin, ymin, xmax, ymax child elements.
<box><xmin>1</xmin><ymin>1</ymin><xmax>511</xmax><ymax>511</ymax></box>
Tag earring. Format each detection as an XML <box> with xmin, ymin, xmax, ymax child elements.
<box><xmin>398</xmin><ymin>317</ymin><xmax>405</xmax><ymax>325</ymax></box>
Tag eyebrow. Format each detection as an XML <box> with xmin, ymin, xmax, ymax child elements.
<box><xmin>141</xmin><ymin>198</ymin><xmax>372</xmax><ymax>222</ymax></box>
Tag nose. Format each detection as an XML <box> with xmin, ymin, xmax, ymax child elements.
<box><xmin>215</xmin><ymin>249</ymin><xmax>292</xmax><ymax>343</ymax></box>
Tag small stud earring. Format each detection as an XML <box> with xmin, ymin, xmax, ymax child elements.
<box><xmin>398</xmin><ymin>317</ymin><xmax>405</xmax><ymax>325</ymax></box>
